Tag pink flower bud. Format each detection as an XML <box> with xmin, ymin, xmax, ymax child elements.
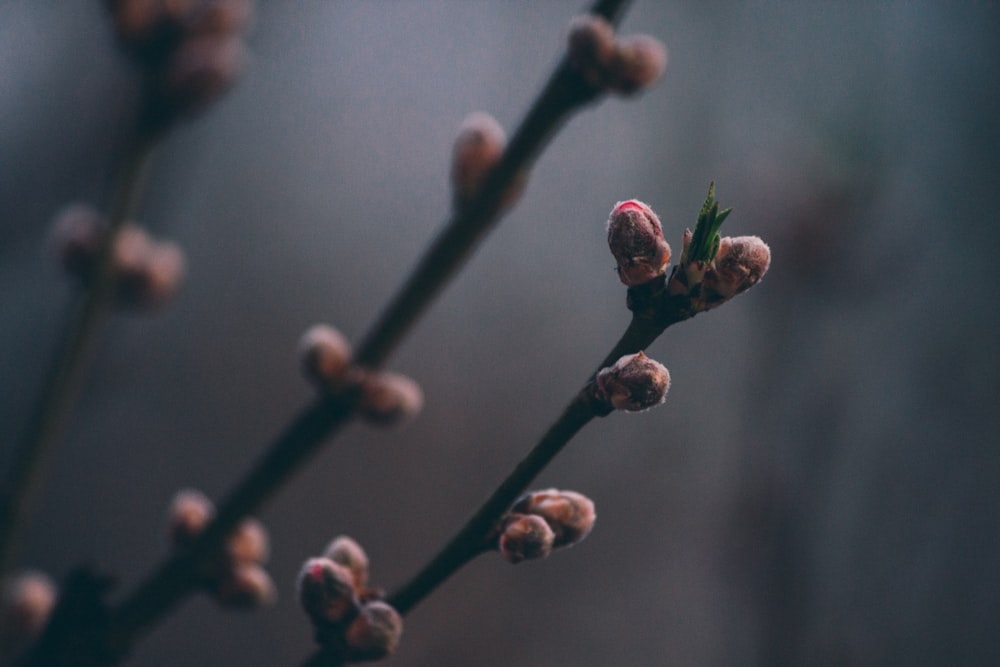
<box><xmin>607</xmin><ymin>200</ymin><xmax>671</xmax><ymax>286</ymax></box>
<box><xmin>1</xmin><ymin>571</ymin><xmax>57</xmax><ymax>648</ymax></box>
<box><xmin>322</xmin><ymin>536</ymin><xmax>369</xmax><ymax>592</ymax></box>
<box><xmin>358</xmin><ymin>371</ymin><xmax>423</xmax><ymax>426</ymax></box>
<box><xmin>225</xmin><ymin>517</ymin><xmax>269</xmax><ymax>566</ymax></box>
<box><xmin>299</xmin><ymin>324</ymin><xmax>353</xmax><ymax>388</ymax></box>
<box><xmin>343</xmin><ymin>601</ymin><xmax>403</xmax><ymax>661</ymax></box>
<box><xmin>297</xmin><ymin>558</ymin><xmax>359</xmax><ymax>625</ymax></box>
<box><xmin>701</xmin><ymin>235</ymin><xmax>771</xmax><ymax>303</ymax></box>
<box><xmin>213</xmin><ymin>563</ymin><xmax>276</xmax><ymax>610</ymax></box>
<box><xmin>595</xmin><ymin>351</ymin><xmax>670</xmax><ymax>412</ymax></box>
<box><xmin>513</xmin><ymin>489</ymin><xmax>596</xmax><ymax>548</ymax></box>
<box><xmin>158</xmin><ymin>34</ymin><xmax>246</xmax><ymax>118</ymax></box>
<box><xmin>605</xmin><ymin>34</ymin><xmax>667</xmax><ymax>95</ymax></box>
<box><xmin>166</xmin><ymin>488</ymin><xmax>215</xmax><ymax>548</ymax></box>
<box><xmin>498</xmin><ymin>514</ymin><xmax>555</xmax><ymax>564</ymax></box>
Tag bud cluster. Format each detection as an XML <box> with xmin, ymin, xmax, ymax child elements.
<box><xmin>49</xmin><ymin>203</ymin><xmax>185</xmax><ymax>311</ymax></box>
<box><xmin>299</xmin><ymin>324</ymin><xmax>424</xmax><ymax>426</ymax></box>
<box><xmin>106</xmin><ymin>0</ymin><xmax>254</xmax><ymax>127</ymax></box>
<box><xmin>166</xmin><ymin>489</ymin><xmax>276</xmax><ymax>609</ymax></box>
<box><xmin>593</xmin><ymin>351</ymin><xmax>671</xmax><ymax>413</ymax></box>
<box><xmin>607</xmin><ymin>199</ymin><xmax>672</xmax><ymax>286</ymax></box>
<box><xmin>449</xmin><ymin>111</ymin><xmax>524</xmax><ymax>212</ymax></box>
<box><xmin>498</xmin><ymin>489</ymin><xmax>596</xmax><ymax>564</ymax></box>
<box><xmin>567</xmin><ymin>14</ymin><xmax>667</xmax><ymax>96</ymax></box>
<box><xmin>1</xmin><ymin>571</ymin><xmax>57</xmax><ymax>657</ymax></box>
<box><xmin>669</xmin><ymin>232</ymin><xmax>771</xmax><ymax>312</ymax></box>
<box><xmin>297</xmin><ymin>536</ymin><xmax>403</xmax><ymax>661</ymax></box>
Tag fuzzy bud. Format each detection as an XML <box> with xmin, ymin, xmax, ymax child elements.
<box><xmin>605</xmin><ymin>34</ymin><xmax>668</xmax><ymax>95</ymax></box>
<box><xmin>323</xmin><ymin>536</ymin><xmax>369</xmax><ymax>592</ymax></box>
<box><xmin>451</xmin><ymin>112</ymin><xmax>505</xmax><ymax>203</ymax></box>
<box><xmin>498</xmin><ymin>514</ymin><xmax>555</xmax><ymax>564</ymax></box>
<box><xmin>701</xmin><ymin>235</ymin><xmax>771</xmax><ymax>303</ymax></box>
<box><xmin>297</xmin><ymin>558</ymin><xmax>359</xmax><ymax>625</ymax></box>
<box><xmin>166</xmin><ymin>488</ymin><xmax>215</xmax><ymax>548</ymax></box>
<box><xmin>343</xmin><ymin>601</ymin><xmax>403</xmax><ymax>661</ymax></box>
<box><xmin>567</xmin><ymin>14</ymin><xmax>617</xmax><ymax>88</ymax></box>
<box><xmin>513</xmin><ymin>489</ymin><xmax>596</xmax><ymax>548</ymax></box>
<box><xmin>225</xmin><ymin>518</ymin><xmax>269</xmax><ymax>566</ymax></box>
<box><xmin>299</xmin><ymin>324</ymin><xmax>353</xmax><ymax>388</ymax></box>
<box><xmin>213</xmin><ymin>564</ymin><xmax>276</xmax><ymax>610</ymax></box>
<box><xmin>358</xmin><ymin>371</ymin><xmax>423</xmax><ymax>426</ymax></box>
<box><xmin>607</xmin><ymin>200</ymin><xmax>671</xmax><ymax>286</ymax></box>
<box><xmin>595</xmin><ymin>351</ymin><xmax>670</xmax><ymax>412</ymax></box>
<box><xmin>1</xmin><ymin>572</ymin><xmax>57</xmax><ymax>648</ymax></box>
<box><xmin>118</xmin><ymin>236</ymin><xmax>186</xmax><ymax>310</ymax></box>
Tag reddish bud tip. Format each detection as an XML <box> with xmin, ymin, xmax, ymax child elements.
<box><xmin>358</xmin><ymin>371</ymin><xmax>423</xmax><ymax>426</ymax></box>
<box><xmin>213</xmin><ymin>564</ymin><xmax>276</xmax><ymax>610</ymax></box>
<box><xmin>343</xmin><ymin>601</ymin><xmax>403</xmax><ymax>660</ymax></box>
<box><xmin>595</xmin><ymin>351</ymin><xmax>670</xmax><ymax>412</ymax></box>
<box><xmin>297</xmin><ymin>558</ymin><xmax>359</xmax><ymax>625</ymax></box>
<box><xmin>322</xmin><ymin>536</ymin><xmax>369</xmax><ymax>592</ymax></box>
<box><xmin>607</xmin><ymin>199</ymin><xmax>671</xmax><ymax>286</ymax></box>
<box><xmin>299</xmin><ymin>324</ymin><xmax>353</xmax><ymax>389</ymax></box>
<box><xmin>166</xmin><ymin>488</ymin><xmax>215</xmax><ymax>548</ymax></box>
<box><xmin>1</xmin><ymin>571</ymin><xmax>57</xmax><ymax>648</ymax></box>
<box><xmin>499</xmin><ymin>514</ymin><xmax>555</xmax><ymax>564</ymax></box>
<box><xmin>513</xmin><ymin>489</ymin><xmax>597</xmax><ymax>548</ymax></box>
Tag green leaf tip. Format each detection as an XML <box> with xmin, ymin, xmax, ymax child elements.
<box><xmin>688</xmin><ymin>182</ymin><xmax>732</xmax><ymax>263</ymax></box>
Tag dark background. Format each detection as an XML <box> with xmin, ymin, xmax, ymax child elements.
<box><xmin>2</xmin><ymin>2</ymin><xmax>999</xmax><ymax>665</ymax></box>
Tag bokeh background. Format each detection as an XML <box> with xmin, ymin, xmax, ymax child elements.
<box><xmin>3</xmin><ymin>2</ymin><xmax>999</xmax><ymax>665</ymax></box>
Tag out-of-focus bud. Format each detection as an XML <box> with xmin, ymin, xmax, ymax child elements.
<box><xmin>1</xmin><ymin>571</ymin><xmax>57</xmax><ymax>649</ymax></box>
<box><xmin>299</xmin><ymin>324</ymin><xmax>353</xmax><ymax>389</ymax></box>
<box><xmin>605</xmin><ymin>34</ymin><xmax>667</xmax><ymax>95</ymax></box>
<box><xmin>158</xmin><ymin>34</ymin><xmax>246</xmax><ymax>118</ymax></box>
<box><xmin>701</xmin><ymin>235</ymin><xmax>771</xmax><ymax>303</ymax></box>
<box><xmin>119</xmin><ymin>236</ymin><xmax>186</xmax><ymax>310</ymax></box>
<box><xmin>213</xmin><ymin>564</ymin><xmax>276</xmax><ymax>610</ymax></box>
<box><xmin>513</xmin><ymin>489</ymin><xmax>596</xmax><ymax>548</ymax></box>
<box><xmin>358</xmin><ymin>371</ymin><xmax>423</xmax><ymax>426</ymax></box>
<box><xmin>166</xmin><ymin>488</ymin><xmax>215</xmax><ymax>548</ymax></box>
<box><xmin>498</xmin><ymin>514</ymin><xmax>555</xmax><ymax>564</ymax></box>
<box><xmin>188</xmin><ymin>0</ymin><xmax>255</xmax><ymax>35</ymax></box>
<box><xmin>607</xmin><ymin>200</ymin><xmax>671</xmax><ymax>286</ymax></box>
<box><xmin>297</xmin><ymin>558</ymin><xmax>359</xmax><ymax>625</ymax></box>
<box><xmin>595</xmin><ymin>351</ymin><xmax>670</xmax><ymax>412</ymax></box>
<box><xmin>567</xmin><ymin>15</ymin><xmax>617</xmax><ymax>88</ymax></box>
<box><xmin>49</xmin><ymin>204</ymin><xmax>105</xmax><ymax>277</ymax></box>
<box><xmin>343</xmin><ymin>601</ymin><xmax>403</xmax><ymax>661</ymax></box>
<box><xmin>450</xmin><ymin>112</ymin><xmax>523</xmax><ymax>211</ymax></box>
<box><xmin>226</xmin><ymin>518</ymin><xmax>269</xmax><ymax>566</ymax></box>
<box><xmin>323</xmin><ymin>536</ymin><xmax>369</xmax><ymax>592</ymax></box>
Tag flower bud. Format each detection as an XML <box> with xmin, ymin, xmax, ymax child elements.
<box><xmin>498</xmin><ymin>514</ymin><xmax>555</xmax><ymax>564</ymax></box>
<box><xmin>513</xmin><ymin>489</ymin><xmax>596</xmax><ymax>548</ymax></box>
<box><xmin>701</xmin><ymin>235</ymin><xmax>771</xmax><ymax>303</ymax></box>
<box><xmin>358</xmin><ymin>371</ymin><xmax>423</xmax><ymax>426</ymax></box>
<box><xmin>124</xmin><ymin>237</ymin><xmax>186</xmax><ymax>310</ymax></box>
<box><xmin>297</xmin><ymin>558</ymin><xmax>359</xmax><ymax>625</ymax></box>
<box><xmin>595</xmin><ymin>351</ymin><xmax>670</xmax><ymax>412</ymax></box>
<box><xmin>322</xmin><ymin>536</ymin><xmax>369</xmax><ymax>592</ymax></box>
<box><xmin>299</xmin><ymin>324</ymin><xmax>353</xmax><ymax>388</ymax></box>
<box><xmin>225</xmin><ymin>518</ymin><xmax>269</xmax><ymax>566</ymax></box>
<box><xmin>567</xmin><ymin>14</ymin><xmax>617</xmax><ymax>89</ymax></box>
<box><xmin>605</xmin><ymin>34</ymin><xmax>667</xmax><ymax>95</ymax></box>
<box><xmin>607</xmin><ymin>200</ymin><xmax>671</xmax><ymax>286</ymax></box>
<box><xmin>166</xmin><ymin>488</ymin><xmax>215</xmax><ymax>548</ymax></box>
<box><xmin>213</xmin><ymin>563</ymin><xmax>276</xmax><ymax>610</ymax></box>
<box><xmin>451</xmin><ymin>112</ymin><xmax>505</xmax><ymax>204</ymax></box>
<box><xmin>49</xmin><ymin>204</ymin><xmax>105</xmax><ymax>278</ymax></box>
<box><xmin>158</xmin><ymin>34</ymin><xmax>246</xmax><ymax>118</ymax></box>
<box><xmin>1</xmin><ymin>571</ymin><xmax>57</xmax><ymax>648</ymax></box>
<box><xmin>343</xmin><ymin>601</ymin><xmax>403</xmax><ymax>661</ymax></box>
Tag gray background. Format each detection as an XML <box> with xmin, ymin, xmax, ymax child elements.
<box><xmin>2</xmin><ymin>1</ymin><xmax>999</xmax><ymax>665</ymax></box>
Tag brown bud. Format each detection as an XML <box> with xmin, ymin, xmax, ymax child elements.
<box><xmin>595</xmin><ymin>351</ymin><xmax>670</xmax><ymax>412</ymax></box>
<box><xmin>159</xmin><ymin>33</ymin><xmax>246</xmax><ymax>118</ymax></box>
<box><xmin>498</xmin><ymin>514</ymin><xmax>555</xmax><ymax>564</ymax></box>
<box><xmin>567</xmin><ymin>14</ymin><xmax>617</xmax><ymax>89</ymax></box>
<box><xmin>322</xmin><ymin>536</ymin><xmax>369</xmax><ymax>592</ymax></box>
<box><xmin>213</xmin><ymin>564</ymin><xmax>276</xmax><ymax>610</ymax></box>
<box><xmin>450</xmin><ymin>111</ymin><xmax>522</xmax><ymax>210</ymax></box>
<box><xmin>513</xmin><ymin>489</ymin><xmax>596</xmax><ymax>548</ymax></box>
<box><xmin>1</xmin><ymin>571</ymin><xmax>57</xmax><ymax>648</ymax></box>
<box><xmin>299</xmin><ymin>324</ymin><xmax>353</xmax><ymax>388</ymax></box>
<box><xmin>225</xmin><ymin>518</ymin><xmax>269</xmax><ymax>566</ymax></box>
<box><xmin>358</xmin><ymin>371</ymin><xmax>423</xmax><ymax>426</ymax></box>
<box><xmin>343</xmin><ymin>601</ymin><xmax>403</xmax><ymax>661</ymax></box>
<box><xmin>607</xmin><ymin>200</ymin><xmax>671</xmax><ymax>286</ymax></box>
<box><xmin>166</xmin><ymin>488</ymin><xmax>215</xmax><ymax>548</ymax></box>
<box><xmin>605</xmin><ymin>34</ymin><xmax>668</xmax><ymax>95</ymax></box>
<box><xmin>297</xmin><ymin>558</ymin><xmax>359</xmax><ymax>625</ymax></box>
<box><xmin>701</xmin><ymin>235</ymin><xmax>771</xmax><ymax>303</ymax></box>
